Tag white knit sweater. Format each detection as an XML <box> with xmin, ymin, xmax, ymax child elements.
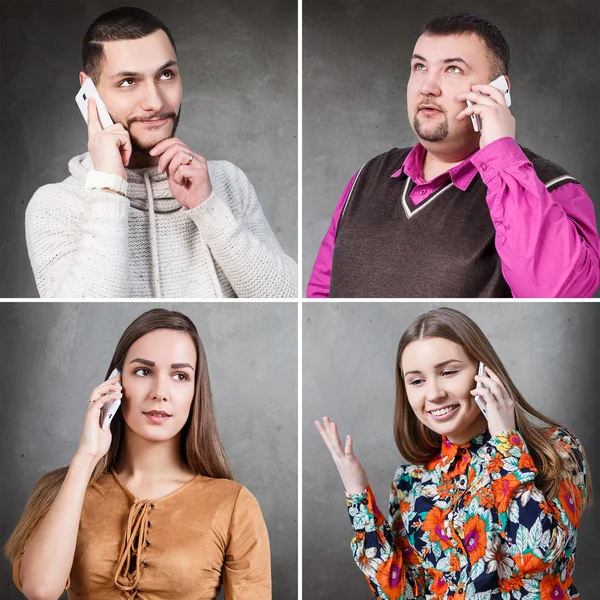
<box><xmin>25</xmin><ymin>154</ymin><xmax>297</xmax><ymax>298</ymax></box>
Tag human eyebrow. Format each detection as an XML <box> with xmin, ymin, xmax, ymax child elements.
<box><xmin>403</xmin><ymin>359</ymin><xmax>464</xmax><ymax>378</ymax></box>
<box><xmin>171</xmin><ymin>362</ymin><xmax>194</xmax><ymax>372</ymax></box>
<box><xmin>434</xmin><ymin>359</ymin><xmax>464</xmax><ymax>369</ymax></box>
<box><xmin>156</xmin><ymin>59</ymin><xmax>178</xmax><ymax>73</ymax></box>
<box><xmin>411</xmin><ymin>54</ymin><xmax>428</xmax><ymax>63</ymax></box>
<box><xmin>130</xmin><ymin>358</ymin><xmax>155</xmax><ymax>366</ymax></box>
<box><xmin>109</xmin><ymin>60</ymin><xmax>178</xmax><ymax>81</ymax></box>
<box><xmin>442</xmin><ymin>57</ymin><xmax>471</xmax><ymax>69</ymax></box>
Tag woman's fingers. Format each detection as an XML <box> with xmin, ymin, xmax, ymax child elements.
<box><xmin>87</xmin><ymin>391</ymin><xmax>122</xmax><ymax>413</ymax></box>
<box><xmin>345</xmin><ymin>434</ymin><xmax>356</xmax><ymax>460</ymax></box>
<box><xmin>90</xmin><ymin>373</ymin><xmax>121</xmax><ymax>403</ymax></box>
<box><xmin>475</xmin><ymin>370</ymin><xmax>508</xmax><ymax>402</ymax></box>
<box><xmin>315</xmin><ymin>419</ymin><xmax>336</xmax><ymax>454</ymax></box>
<box><xmin>89</xmin><ymin>384</ymin><xmax>121</xmax><ymax>403</ymax></box>
<box><xmin>471</xmin><ymin>386</ymin><xmax>499</xmax><ymax>411</ymax></box>
<box><xmin>316</xmin><ymin>417</ymin><xmax>349</xmax><ymax>458</ymax></box>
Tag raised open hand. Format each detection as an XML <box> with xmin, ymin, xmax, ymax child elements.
<box><xmin>315</xmin><ymin>416</ymin><xmax>369</xmax><ymax>495</ymax></box>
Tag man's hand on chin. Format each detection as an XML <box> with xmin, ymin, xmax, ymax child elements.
<box><xmin>149</xmin><ymin>138</ymin><xmax>213</xmax><ymax>209</ymax></box>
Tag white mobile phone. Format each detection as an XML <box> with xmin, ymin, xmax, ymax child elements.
<box><xmin>474</xmin><ymin>362</ymin><xmax>488</xmax><ymax>417</ymax></box>
<box><xmin>100</xmin><ymin>368</ymin><xmax>121</xmax><ymax>431</ymax></box>
<box><xmin>467</xmin><ymin>74</ymin><xmax>511</xmax><ymax>132</ymax></box>
<box><xmin>75</xmin><ymin>78</ymin><xmax>114</xmax><ymax>129</ymax></box>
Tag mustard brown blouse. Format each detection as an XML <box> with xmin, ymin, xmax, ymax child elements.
<box><xmin>13</xmin><ymin>470</ymin><xmax>271</xmax><ymax>599</ymax></box>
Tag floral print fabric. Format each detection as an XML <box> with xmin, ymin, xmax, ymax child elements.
<box><xmin>346</xmin><ymin>427</ymin><xmax>587</xmax><ymax>600</ymax></box>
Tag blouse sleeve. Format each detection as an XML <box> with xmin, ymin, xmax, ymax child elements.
<box><xmin>482</xmin><ymin>428</ymin><xmax>587</xmax><ymax>581</ymax></box>
<box><xmin>223</xmin><ymin>486</ymin><xmax>272</xmax><ymax>599</ymax></box>
<box><xmin>12</xmin><ymin>516</ymin><xmax>71</xmax><ymax>593</ymax></box>
<box><xmin>346</xmin><ymin>468</ymin><xmax>428</xmax><ymax>600</ymax></box>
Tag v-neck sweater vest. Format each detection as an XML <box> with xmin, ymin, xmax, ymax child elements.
<box><xmin>329</xmin><ymin>146</ymin><xmax>576</xmax><ymax>298</ymax></box>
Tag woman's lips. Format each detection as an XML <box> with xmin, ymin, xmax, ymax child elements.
<box><xmin>144</xmin><ymin>412</ymin><xmax>171</xmax><ymax>424</ymax></box>
<box><xmin>428</xmin><ymin>404</ymin><xmax>460</xmax><ymax>422</ymax></box>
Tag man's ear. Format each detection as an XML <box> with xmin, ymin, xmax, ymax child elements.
<box><xmin>504</xmin><ymin>75</ymin><xmax>511</xmax><ymax>92</ymax></box>
<box><xmin>79</xmin><ymin>71</ymin><xmax>89</xmax><ymax>86</ymax></box>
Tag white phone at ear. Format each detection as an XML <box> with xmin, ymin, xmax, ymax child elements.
<box><xmin>467</xmin><ymin>74</ymin><xmax>511</xmax><ymax>132</ymax></box>
<box><xmin>75</xmin><ymin>78</ymin><xmax>114</xmax><ymax>129</ymax></box>
<box><xmin>100</xmin><ymin>368</ymin><xmax>121</xmax><ymax>431</ymax></box>
<box><xmin>474</xmin><ymin>362</ymin><xmax>488</xmax><ymax>417</ymax></box>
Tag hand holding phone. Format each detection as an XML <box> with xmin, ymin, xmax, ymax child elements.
<box><xmin>467</xmin><ymin>75</ymin><xmax>512</xmax><ymax>132</ymax></box>
<box><xmin>100</xmin><ymin>368</ymin><xmax>122</xmax><ymax>431</ymax></box>
<box><xmin>76</xmin><ymin>78</ymin><xmax>132</xmax><ymax>179</ymax></box>
<box><xmin>76</xmin><ymin>369</ymin><xmax>122</xmax><ymax>462</ymax></box>
<box><xmin>474</xmin><ymin>362</ymin><xmax>488</xmax><ymax>417</ymax></box>
<box><xmin>75</xmin><ymin>78</ymin><xmax>114</xmax><ymax>129</ymax></box>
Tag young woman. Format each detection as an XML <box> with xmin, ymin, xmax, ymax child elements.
<box><xmin>316</xmin><ymin>307</ymin><xmax>591</xmax><ymax>600</ymax></box>
<box><xmin>5</xmin><ymin>308</ymin><xmax>271</xmax><ymax>600</ymax></box>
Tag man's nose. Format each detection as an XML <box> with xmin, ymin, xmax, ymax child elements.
<box><xmin>419</xmin><ymin>71</ymin><xmax>442</xmax><ymax>97</ymax></box>
<box><xmin>140</xmin><ymin>82</ymin><xmax>164</xmax><ymax>113</ymax></box>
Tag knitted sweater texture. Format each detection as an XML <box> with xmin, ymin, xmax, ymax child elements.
<box><xmin>25</xmin><ymin>153</ymin><xmax>297</xmax><ymax>298</ymax></box>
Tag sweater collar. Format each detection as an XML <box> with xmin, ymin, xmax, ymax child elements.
<box><xmin>70</xmin><ymin>153</ymin><xmax>182</xmax><ymax>214</ymax></box>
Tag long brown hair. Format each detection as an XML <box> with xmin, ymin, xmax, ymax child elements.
<box><xmin>5</xmin><ymin>308</ymin><xmax>232</xmax><ymax>563</ymax></box>
<box><xmin>394</xmin><ymin>307</ymin><xmax>593</xmax><ymax>508</ymax></box>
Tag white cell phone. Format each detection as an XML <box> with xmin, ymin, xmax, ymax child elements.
<box><xmin>467</xmin><ymin>74</ymin><xmax>511</xmax><ymax>132</ymax></box>
<box><xmin>474</xmin><ymin>362</ymin><xmax>488</xmax><ymax>417</ymax></box>
<box><xmin>100</xmin><ymin>368</ymin><xmax>121</xmax><ymax>431</ymax></box>
<box><xmin>75</xmin><ymin>78</ymin><xmax>114</xmax><ymax>129</ymax></box>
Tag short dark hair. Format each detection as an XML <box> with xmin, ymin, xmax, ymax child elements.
<box><xmin>82</xmin><ymin>7</ymin><xmax>177</xmax><ymax>82</ymax></box>
<box><xmin>420</xmin><ymin>13</ymin><xmax>510</xmax><ymax>77</ymax></box>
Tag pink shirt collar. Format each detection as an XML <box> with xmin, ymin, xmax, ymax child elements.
<box><xmin>391</xmin><ymin>143</ymin><xmax>480</xmax><ymax>191</ymax></box>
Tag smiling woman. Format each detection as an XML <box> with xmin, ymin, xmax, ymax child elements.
<box><xmin>316</xmin><ymin>307</ymin><xmax>593</xmax><ymax>600</ymax></box>
<box><xmin>4</xmin><ymin>308</ymin><xmax>271</xmax><ymax>600</ymax></box>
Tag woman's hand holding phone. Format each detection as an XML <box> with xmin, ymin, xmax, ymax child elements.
<box><xmin>76</xmin><ymin>371</ymin><xmax>122</xmax><ymax>463</ymax></box>
<box><xmin>315</xmin><ymin>417</ymin><xmax>369</xmax><ymax>495</ymax></box>
<box><xmin>470</xmin><ymin>366</ymin><xmax>517</xmax><ymax>437</ymax></box>
<box><xmin>87</xmin><ymin>97</ymin><xmax>132</xmax><ymax>181</ymax></box>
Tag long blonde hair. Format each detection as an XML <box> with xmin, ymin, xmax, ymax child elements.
<box><xmin>5</xmin><ymin>308</ymin><xmax>233</xmax><ymax>563</ymax></box>
<box><xmin>394</xmin><ymin>307</ymin><xmax>593</xmax><ymax>508</ymax></box>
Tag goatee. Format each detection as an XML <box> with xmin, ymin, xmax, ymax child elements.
<box><xmin>413</xmin><ymin>113</ymin><xmax>449</xmax><ymax>142</ymax></box>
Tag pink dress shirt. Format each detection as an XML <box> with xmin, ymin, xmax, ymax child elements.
<box><xmin>307</xmin><ymin>138</ymin><xmax>600</xmax><ymax>298</ymax></box>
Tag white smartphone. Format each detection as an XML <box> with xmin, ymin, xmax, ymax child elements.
<box><xmin>100</xmin><ymin>368</ymin><xmax>121</xmax><ymax>431</ymax></box>
<box><xmin>75</xmin><ymin>78</ymin><xmax>114</xmax><ymax>129</ymax></box>
<box><xmin>467</xmin><ymin>74</ymin><xmax>512</xmax><ymax>132</ymax></box>
<box><xmin>474</xmin><ymin>362</ymin><xmax>488</xmax><ymax>417</ymax></box>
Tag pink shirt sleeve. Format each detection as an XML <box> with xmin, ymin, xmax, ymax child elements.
<box><xmin>471</xmin><ymin>138</ymin><xmax>600</xmax><ymax>298</ymax></box>
<box><xmin>306</xmin><ymin>172</ymin><xmax>359</xmax><ymax>298</ymax></box>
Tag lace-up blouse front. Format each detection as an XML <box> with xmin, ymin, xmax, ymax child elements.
<box><xmin>13</xmin><ymin>470</ymin><xmax>271</xmax><ymax>599</ymax></box>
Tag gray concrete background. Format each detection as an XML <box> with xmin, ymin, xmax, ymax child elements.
<box><xmin>303</xmin><ymin>302</ymin><xmax>600</xmax><ymax>598</ymax></box>
<box><xmin>302</xmin><ymin>0</ymin><xmax>600</xmax><ymax>297</ymax></box>
<box><xmin>0</xmin><ymin>302</ymin><xmax>297</xmax><ymax>599</ymax></box>
<box><xmin>0</xmin><ymin>0</ymin><xmax>298</xmax><ymax>298</ymax></box>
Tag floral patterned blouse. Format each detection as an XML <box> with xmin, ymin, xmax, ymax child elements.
<box><xmin>346</xmin><ymin>427</ymin><xmax>587</xmax><ymax>600</ymax></box>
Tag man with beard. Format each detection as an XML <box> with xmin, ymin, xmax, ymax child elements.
<box><xmin>26</xmin><ymin>7</ymin><xmax>297</xmax><ymax>298</ymax></box>
<box><xmin>307</xmin><ymin>13</ymin><xmax>599</xmax><ymax>298</ymax></box>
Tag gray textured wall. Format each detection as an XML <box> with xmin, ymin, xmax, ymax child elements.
<box><xmin>303</xmin><ymin>302</ymin><xmax>600</xmax><ymax>599</ymax></box>
<box><xmin>0</xmin><ymin>302</ymin><xmax>297</xmax><ymax>599</ymax></box>
<box><xmin>302</xmin><ymin>0</ymin><xmax>600</xmax><ymax>296</ymax></box>
<box><xmin>0</xmin><ymin>0</ymin><xmax>297</xmax><ymax>298</ymax></box>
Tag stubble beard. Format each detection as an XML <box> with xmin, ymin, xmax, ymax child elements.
<box><xmin>413</xmin><ymin>111</ymin><xmax>449</xmax><ymax>143</ymax></box>
<box><xmin>128</xmin><ymin>106</ymin><xmax>182</xmax><ymax>153</ymax></box>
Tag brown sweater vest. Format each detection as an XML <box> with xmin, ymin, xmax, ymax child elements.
<box><xmin>329</xmin><ymin>146</ymin><xmax>576</xmax><ymax>298</ymax></box>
